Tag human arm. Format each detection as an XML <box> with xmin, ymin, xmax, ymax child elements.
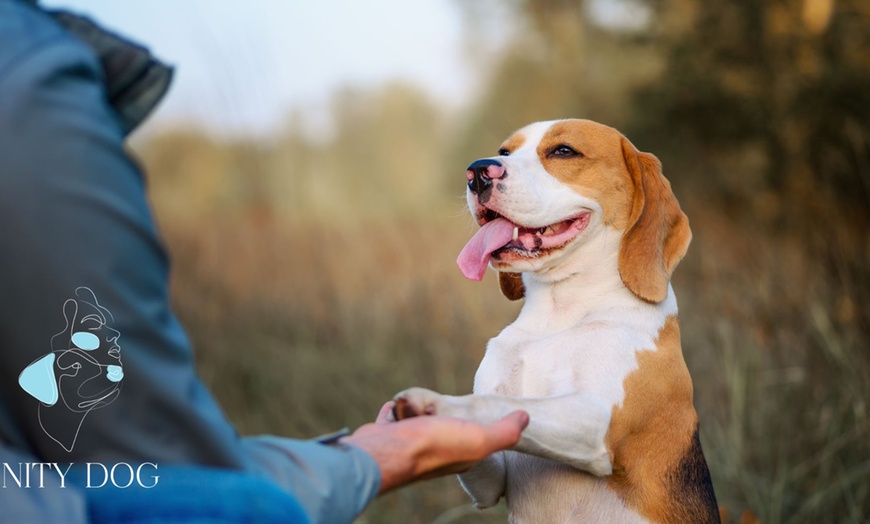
<box><xmin>0</xmin><ymin>5</ymin><xmax>526</xmax><ymax>523</ymax></box>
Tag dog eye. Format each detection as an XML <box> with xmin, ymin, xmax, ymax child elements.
<box><xmin>550</xmin><ymin>145</ymin><xmax>581</xmax><ymax>158</ymax></box>
<box><xmin>497</xmin><ymin>148</ymin><xmax>510</xmax><ymax>156</ymax></box>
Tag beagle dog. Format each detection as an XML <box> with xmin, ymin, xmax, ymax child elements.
<box><xmin>393</xmin><ymin>120</ymin><xmax>719</xmax><ymax>523</ymax></box>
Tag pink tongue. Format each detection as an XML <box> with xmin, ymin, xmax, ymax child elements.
<box><xmin>457</xmin><ymin>218</ymin><xmax>515</xmax><ymax>281</ymax></box>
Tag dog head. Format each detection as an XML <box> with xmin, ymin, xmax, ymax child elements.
<box><xmin>457</xmin><ymin>119</ymin><xmax>691</xmax><ymax>303</ymax></box>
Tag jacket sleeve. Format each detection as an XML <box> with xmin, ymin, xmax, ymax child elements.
<box><xmin>0</xmin><ymin>4</ymin><xmax>379</xmax><ymax>523</ymax></box>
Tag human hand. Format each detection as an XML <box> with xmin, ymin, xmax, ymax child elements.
<box><xmin>342</xmin><ymin>401</ymin><xmax>528</xmax><ymax>494</ymax></box>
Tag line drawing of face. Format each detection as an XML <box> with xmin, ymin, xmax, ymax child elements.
<box><xmin>18</xmin><ymin>287</ymin><xmax>124</xmax><ymax>452</ymax></box>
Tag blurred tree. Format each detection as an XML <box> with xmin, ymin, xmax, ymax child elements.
<box><xmin>141</xmin><ymin>82</ymin><xmax>447</xmax><ymax>221</ymax></box>
<box><xmin>450</xmin><ymin>0</ymin><xmax>663</xmax><ymax>171</ymax></box>
<box><xmin>455</xmin><ymin>0</ymin><xmax>870</xmax><ymax>226</ymax></box>
<box><xmin>634</xmin><ymin>0</ymin><xmax>870</xmax><ymax>224</ymax></box>
<box><xmin>319</xmin><ymin>83</ymin><xmax>446</xmax><ymax>216</ymax></box>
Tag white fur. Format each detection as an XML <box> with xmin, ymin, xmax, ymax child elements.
<box><xmin>396</xmin><ymin>121</ymin><xmax>678</xmax><ymax>523</ymax></box>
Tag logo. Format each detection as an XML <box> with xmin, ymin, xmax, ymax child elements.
<box><xmin>18</xmin><ymin>287</ymin><xmax>124</xmax><ymax>452</ymax></box>
<box><xmin>1</xmin><ymin>462</ymin><xmax>159</xmax><ymax>489</ymax></box>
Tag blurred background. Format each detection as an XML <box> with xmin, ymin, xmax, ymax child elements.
<box><xmin>43</xmin><ymin>0</ymin><xmax>870</xmax><ymax>522</ymax></box>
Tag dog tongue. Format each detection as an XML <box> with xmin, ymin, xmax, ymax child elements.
<box><xmin>457</xmin><ymin>217</ymin><xmax>515</xmax><ymax>281</ymax></box>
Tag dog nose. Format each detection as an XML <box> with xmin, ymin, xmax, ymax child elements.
<box><xmin>467</xmin><ymin>159</ymin><xmax>506</xmax><ymax>194</ymax></box>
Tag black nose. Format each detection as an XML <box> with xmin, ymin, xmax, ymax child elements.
<box><xmin>466</xmin><ymin>159</ymin><xmax>505</xmax><ymax>194</ymax></box>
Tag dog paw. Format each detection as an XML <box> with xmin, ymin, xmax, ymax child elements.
<box><xmin>392</xmin><ymin>387</ymin><xmax>443</xmax><ymax>420</ymax></box>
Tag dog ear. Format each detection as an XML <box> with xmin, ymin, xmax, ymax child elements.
<box><xmin>499</xmin><ymin>271</ymin><xmax>525</xmax><ymax>301</ymax></box>
<box><xmin>618</xmin><ymin>138</ymin><xmax>692</xmax><ymax>303</ymax></box>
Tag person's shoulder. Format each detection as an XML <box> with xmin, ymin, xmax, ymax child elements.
<box><xmin>0</xmin><ymin>2</ymin><xmax>112</xmax><ymax>193</ymax></box>
<box><xmin>0</xmin><ymin>1</ymin><xmax>97</xmax><ymax>85</ymax></box>
<box><xmin>0</xmin><ymin>1</ymin><xmax>65</xmax><ymax>66</ymax></box>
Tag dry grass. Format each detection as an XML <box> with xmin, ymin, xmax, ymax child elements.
<box><xmin>160</xmin><ymin>213</ymin><xmax>521</xmax><ymax>522</ymax></box>
<box><xmin>151</xmin><ymin>194</ymin><xmax>867</xmax><ymax>523</ymax></box>
<box><xmin>675</xmin><ymin>195</ymin><xmax>870</xmax><ymax>523</ymax></box>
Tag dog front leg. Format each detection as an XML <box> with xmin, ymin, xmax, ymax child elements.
<box><xmin>394</xmin><ymin>387</ymin><xmax>613</xmax><ymax>477</ymax></box>
<box><xmin>457</xmin><ymin>452</ymin><xmax>507</xmax><ymax>509</ymax></box>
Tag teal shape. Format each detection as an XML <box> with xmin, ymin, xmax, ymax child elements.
<box><xmin>71</xmin><ymin>331</ymin><xmax>100</xmax><ymax>350</ymax></box>
<box><xmin>106</xmin><ymin>365</ymin><xmax>123</xmax><ymax>383</ymax></box>
<box><xmin>19</xmin><ymin>353</ymin><xmax>58</xmax><ymax>405</ymax></box>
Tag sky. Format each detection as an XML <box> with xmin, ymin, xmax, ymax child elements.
<box><xmin>40</xmin><ymin>0</ymin><xmax>471</xmax><ymax>137</ymax></box>
<box><xmin>38</xmin><ymin>0</ymin><xmax>643</xmax><ymax>137</ymax></box>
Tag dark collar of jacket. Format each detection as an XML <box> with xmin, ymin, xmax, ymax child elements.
<box><xmin>33</xmin><ymin>2</ymin><xmax>174</xmax><ymax>135</ymax></box>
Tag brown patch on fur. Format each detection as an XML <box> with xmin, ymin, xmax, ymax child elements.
<box><xmin>536</xmin><ymin>120</ymin><xmax>635</xmax><ymax>231</ymax></box>
<box><xmin>498</xmin><ymin>271</ymin><xmax>525</xmax><ymax>301</ymax></box>
<box><xmin>605</xmin><ymin>317</ymin><xmax>719</xmax><ymax>523</ymax></box>
<box><xmin>529</xmin><ymin>119</ymin><xmax>690</xmax><ymax>303</ymax></box>
<box><xmin>499</xmin><ymin>131</ymin><xmax>527</xmax><ymax>155</ymax></box>
<box><xmin>619</xmin><ymin>139</ymin><xmax>692</xmax><ymax>303</ymax></box>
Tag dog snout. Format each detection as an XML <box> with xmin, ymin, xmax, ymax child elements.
<box><xmin>467</xmin><ymin>159</ymin><xmax>506</xmax><ymax>195</ymax></box>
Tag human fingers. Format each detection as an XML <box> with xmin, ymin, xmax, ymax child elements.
<box><xmin>375</xmin><ymin>401</ymin><xmax>394</xmax><ymax>424</ymax></box>
<box><xmin>410</xmin><ymin>411</ymin><xmax>529</xmax><ymax>474</ymax></box>
<box><xmin>479</xmin><ymin>410</ymin><xmax>529</xmax><ymax>452</ymax></box>
<box><xmin>433</xmin><ymin>410</ymin><xmax>529</xmax><ymax>463</ymax></box>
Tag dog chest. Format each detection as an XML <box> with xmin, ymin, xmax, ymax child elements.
<box><xmin>472</xmin><ymin>319</ymin><xmax>657</xmax><ymax>414</ymax></box>
<box><xmin>473</xmin><ymin>327</ymin><xmax>606</xmax><ymax>398</ymax></box>
<box><xmin>474</xmin><ymin>331</ymin><xmax>561</xmax><ymax>397</ymax></box>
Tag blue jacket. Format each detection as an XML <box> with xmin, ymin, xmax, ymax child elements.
<box><xmin>0</xmin><ymin>2</ymin><xmax>381</xmax><ymax>522</ymax></box>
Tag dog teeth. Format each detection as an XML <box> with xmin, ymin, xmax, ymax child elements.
<box><xmin>513</xmin><ymin>226</ymin><xmax>519</xmax><ymax>240</ymax></box>
<box><xmin>537</xmin><ymin>224</ymin><xmax>563</xmax><ymax>236</ymax></box>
